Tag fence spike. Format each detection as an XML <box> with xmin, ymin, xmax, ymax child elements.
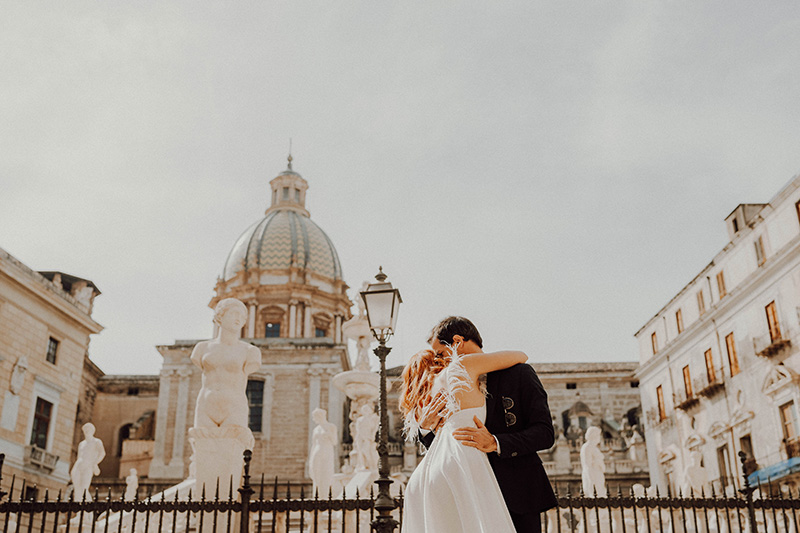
<box><xmin>259</xmin><ymin>473</ymin><xmax>265</xmax><ymax>501</ymax></box>
<box><xmin>56</xmin><ymin>489</ymin><xmax>62</xmax><ymax>502</ymax></box>
<box><xmin>228</xmin><ymin>475</ymin><xmax>233</xmax><ymax>501</ymax></box>
<box><xmin>286</xmin><ymin>480</ymin><xmax>291</xmax><ymax>499</ymax></box>
<box><xmin>9</xmin><ymin>474</ymin><xmax>16</xmax><ymax>501</ymax></box>
<box><xmin>300</xmin><ymin>484</ymin><xmax>305</xmax><ymax>501</ymax></box>
<box><xmin>214</xmin><ymin>477</ymin><xmax>220</xmax><ymax>502</ymax></box>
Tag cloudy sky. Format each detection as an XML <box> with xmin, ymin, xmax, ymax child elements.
<box><xmin>2</xmin><ymin>2</ymin><xmax>799</xmax><ymax>375</ymax></box>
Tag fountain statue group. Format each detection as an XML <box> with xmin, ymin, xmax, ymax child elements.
<box><xmin>68</xmin><ymin>296</ymin><xmax>383</xmax><ymax>532</ymax></box>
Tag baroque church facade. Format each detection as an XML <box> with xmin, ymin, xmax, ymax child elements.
<box><xmin>142</xmin><ymin>158</ymin><xmax>354</xmax><ymax>483</ymax></box>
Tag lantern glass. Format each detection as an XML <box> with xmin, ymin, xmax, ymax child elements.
<box><xmin>361</xmin><ymin>281</ymin><xmax>401</xmax><ymax>342</ymax></box>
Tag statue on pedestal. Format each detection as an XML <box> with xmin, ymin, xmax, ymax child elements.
<box><xmin>580</xmin><ymin>426</ymin><xmax>606</xmax><ymax>497</ymax></box>
<box><xmin>189</xmin><ymin>298</ymin><xmax>260</xmax><ymax>531</ymax></box>
<box><xmin>353</xmin><ymin>404</ymin><xmax>379</xmax><ymax>472</ymax></box>
<box><xmin>681</xmin><ymin>450</ymin><xmax>709</xmax><ymax>496</ymax></box>
<box><xmin>124</xmin><ymin>468</ymin><xmax>139</xmax><ymax>500</ymax></box>
<box><xmin>308</xmin><ymin>408</ymin><xmax>338</xmax><ymax>497</ymax></box>
<box><xmin>71</xmin><ymin>423</ymin><xmax>105</xmax><ymax>501</ymax></box>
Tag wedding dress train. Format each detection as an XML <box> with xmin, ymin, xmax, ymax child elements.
<box><xmin>402</xmin><ymin>404</ymin><xmax>516</xmax><ymax>533</ymax></box>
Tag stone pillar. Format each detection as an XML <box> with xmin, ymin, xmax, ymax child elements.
<box><xmin>326</xmin><ymin>369</ymin><xmax>343</xmax><ymax>463</ymax></box>
<box><xmin>288</xmin><ymin>301</ymin><xmax>297</xmax><ymax>339</ymax></box>
<box><xmin>335</xmin><ymin>315</ymin><xmax>342</xmax><ymax>344</ymax></box>
<box><xmin>166</xmin><ymin>367</ymin><xmax>192</xmax><ymax>476</ymax></box>
<box><xmin>304</xmin><ymin>302</ymin><xmax>313</xmax><ymax>338</ymax></box>
<box><xmin>261</xmin><ymin>373</ymin><xmax>275</xmax><ymax>441</ymax></box>
<box><xmin>148</xmin><ymin>368</ymin><xmax>174</xmax><ymax>478</ymax></box>
<box><xmin>307</xmin><ymin>367</ymin><xmax>323</xmax><ymax>471</ymax></box>
<box><xmin>247</xmin><ymin>300</ymin><xmax>257</xmax><ymax>338</ymax></box>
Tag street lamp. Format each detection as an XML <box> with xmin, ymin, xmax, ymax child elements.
<box><xmin>360</xmin><ymin>267</ymin><xmax>401</xmax><ymax>533</ymax></box>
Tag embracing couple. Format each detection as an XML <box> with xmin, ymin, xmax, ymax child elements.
<box><xmin>399</xmin><ymin>316</ymin><xmax>557</xmax><ymax>533</ymax></box>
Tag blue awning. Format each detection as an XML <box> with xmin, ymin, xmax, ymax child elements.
<box><xmin>748</xmin><ymin>457</ymin><xmax>800</xmax><ymax>486</ymax></box>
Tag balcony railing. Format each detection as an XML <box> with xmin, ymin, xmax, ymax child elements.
<box><xmin>645</xmin><ymin>407</ymin><xmax>673</xmax><ymax>429</ymax></box>
<box><xmin>696</xmin><ymin>370</ymin><xmax>725</xmax><ymax>398</ymax></box>
<box><xmin>754</xmin><ymin>331</ymin><xmax>792</xmax><ymax>358</ymax></box>
<box><xmin>673</xmin><ymin>389</ymin><xmax>700</xmax><ymax>411</ymax></box>
<box><xmin>785</xmin><ymin>437</ymin><xmax>800</xmax><ymax>459</ymax></box>
<box><xmin>24</xmin><ymin>445</ymin><xmax>58</xmax><ymax>472</ymax></box>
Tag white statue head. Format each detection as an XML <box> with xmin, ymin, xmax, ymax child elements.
<box><xmin>82</xmin><ymin>422</ymin><xmax>96</xmax><ymax>437</ymax></box>
<box><xmin>585</xmin><ymin>426</ymin><xmax>601</xmax><ymax>445</ymax></box>
<box><xmin>360</xmin><ymin>404</ymin><xmax>374</xmax><ymax>416</ymax></box>
<box><xmin>129</xmin><ymin>468</ymin><xmax>137</xmax><ymax>476</ymax></box>
<box><xmin>312</xmin><ymin>408</ymin><xmax>327</xmax><ymax>424</ymax></box>
<box><xmin>213</xmin><ymin>298</ymin><xmax>248</xmax><ymax>330</ymax></box>
<box><xmin>632</xmin><ymin>483</ymin><xmax>645</xmax><ymax>498</ymax></box>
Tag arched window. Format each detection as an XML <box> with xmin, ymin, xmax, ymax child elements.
<box><xmin>246</xmin><ymin>380</ymin><xmax>264</xmax><ymax>432</ymax></box>
<box><xmin>117</xmin><ymin>423</ymin><xmax>133</xmax><ymax>457</ymax></box>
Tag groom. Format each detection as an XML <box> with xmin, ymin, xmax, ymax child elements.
<box><xmin>420</xmin><ymin>316</ymin><xmax>557</xmax><ymax>532</ymax></box>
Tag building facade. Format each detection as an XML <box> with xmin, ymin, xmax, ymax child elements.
<box><xmin>636</xmin><ymin>173</ymin><xmax>800</xmax><ymax>494</ymax></box>
<box><xmin>0</xmin><ymin>247</ymin><xmax>102</xmax><ymax>497</ymax></box>
<box><xmin>145</xmin><ymin>158</ymin><xmax>353</xmax><ymax>483</ymax></box>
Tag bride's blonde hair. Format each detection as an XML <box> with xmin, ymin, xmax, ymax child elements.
<box><xmin>398</xmin><ymin>349</ymin><xmax>448</xmax><ymax>422</ymax></box>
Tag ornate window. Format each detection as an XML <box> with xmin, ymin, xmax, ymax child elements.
<box><xmin>766</xmin><ymin>301</ymin><xmax>782</xmax><ymax>342</ymax></box>
<box><xmin>716</xmin><ymin>271</ymin><xmax>727</xmax><ymax>299</ymax></box>
<box><xmin>704</xmin><ymin>349</ymin><xmax>716</xmax><ymax>383</ymax></box>
<box><xmin>30</xmin><ymin>398</ymin><xmax>53</xmax><ymax>449</ymax></box>
<box><xmin>780</xmin><ymin>401</ymin><xmax>799</xmax><ymax>441</ymax></box>
<box><xmin>265</xmin><ymin>322</ymin><xmax>280</xmax><ymax>338</ymax></box>
<box><xmin>683</xmin><ymin>366</ymin><xmax>693</xmax><ymax>397</ymax></box>
<box><xmin>656</xmin><ymin>385</ymin><xmax>666</xmax><ymax>421</ymax></box>
<box><xmin>246</xmin><ymin>380</ymin><xmax>264</xmax><ymax>432</ymax></box>
<box><xmin>46</xmin><ymin>337</ymin><xmax>58</xmax><ymax>364</ymax></box>
<box><xmin>754</xmin><ymin>236</ymin><xmax>766</xmax><ymax>266</ymax></box>
<box><xmin>315</xmin><ymin>327</ymin><xmax>326</xmax><ymax>338</ymax></box>
<box><xmin>725</xmin><ymin>333</ymin><xmax>740</xmax><ymax>376</ymax></box>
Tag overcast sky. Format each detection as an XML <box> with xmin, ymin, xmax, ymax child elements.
<box><xmin>2</xmin><ymin>2</ymin><xmax>799</xmax><ymax>375</ymax></box>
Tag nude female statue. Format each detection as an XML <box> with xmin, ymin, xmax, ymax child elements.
<box><xmin>308</xmin><ymin>408</ymin><xmax>338</xmax><ymax>496</ymax></box>
<box><xmin>580</xmin><ymin>426</ymin><xmax>607</xmax><ymax>497</ymax></box>
<box><xmin>191</xmin><ymin>298</ymin><xmax>262</xmax><ymax>429</ymax></box>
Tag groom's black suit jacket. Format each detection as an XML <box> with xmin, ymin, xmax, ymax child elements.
<box><xmin>421</xmin><ymin>363</ymin><xmax>557</xmax><ymax>515</ymax></box>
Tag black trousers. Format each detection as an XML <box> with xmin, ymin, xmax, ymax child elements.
<box><xmin>509</xmin><ymin>510</ymin><xmax>542</xmax><ymax>533</ymax></box>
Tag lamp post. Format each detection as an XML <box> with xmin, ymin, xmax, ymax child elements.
<box><xmin>360</xmin><ymin>267</ymin><xmax>401</xmax><ymax>533</ymax></box>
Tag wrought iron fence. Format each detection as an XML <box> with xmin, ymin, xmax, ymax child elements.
<box><xmin>2</xmin><ymin>451</ymin><xmax>800</xmax><ymax>532</ymax></box>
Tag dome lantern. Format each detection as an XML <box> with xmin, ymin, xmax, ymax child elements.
<box><xmin>266</xmin><ymin>154</ymin><xmax>309</xmax><ymax>217</ymax></box>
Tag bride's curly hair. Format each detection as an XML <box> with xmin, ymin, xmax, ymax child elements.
<box><xmin>398</xmin><ymin>349</ymin><xmax>449</xmax><ymax>420</ymax></box>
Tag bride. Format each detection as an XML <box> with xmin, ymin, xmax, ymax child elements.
<box><xmin>399</xmin><ymin>341</ymin><xmax>527</xmax><ymax>532</ymax></box>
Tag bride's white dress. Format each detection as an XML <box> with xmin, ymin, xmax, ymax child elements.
<box><xmin>402</xmin><ymin>404</ymin><xmax>516</xmax><ymax>533</ymax></box>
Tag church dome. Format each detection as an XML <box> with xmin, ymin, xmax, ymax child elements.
<box><xmin>221</xmin><ymin>156</ymin><xmax>343</xmax><ymax>283</ymax></box>
<box><xmin>223</xmin><ymin>209</ymin><xmax>343</xmax><ymax>281</ymax></box>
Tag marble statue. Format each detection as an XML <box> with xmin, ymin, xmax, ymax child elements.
<box><xmin>580</xmin><ymin>426</ymin><xmax>606</xmax><ymax>497</ymax></box>
<box><xmin>9</xmin><ymin>355</ymin><xmax>28</xmax><ymax>395</ymax></box>
<box><xmin>191</xmin><ymin>298</ymin><xmax>262</xmax><ymax>429</ymax></box>
<box><xmin>71</xmin><ymin>423</ymin><xmax>105</xmax><ymax>501</ymax></box>
<box><xmin>189</xmin><ymin>298</ymin><xmax>260</xmax><ymax>532</ymax></box>
<box><xmin>353</xmin><ymin>404</ymin><xmax>379</xmax><ymax>472</ymax></box>
<box><xmin>681</xmin><ymin>450</ymin><xmax>709</xmax><ymax>495</ymax></box>
<box><xmin>308</xmin><ymin>408</ymin><xmax>338</xmax><ymax>497</ymax></box>
<box><xmin>124</xmin><ymin>468</ymin><xmax>139</xmax><ymax>500</ymax></box>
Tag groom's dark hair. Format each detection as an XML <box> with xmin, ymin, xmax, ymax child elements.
<box><xmin>428</xmin><ymin>316</ymin><xmax>483</xmax><ymax>348</ymax></box>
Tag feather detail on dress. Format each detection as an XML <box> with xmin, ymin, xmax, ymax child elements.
<box><xmin>403</xmin><ymin>345</ymin><xmax>473</xmax><ymax>441</ymax></box>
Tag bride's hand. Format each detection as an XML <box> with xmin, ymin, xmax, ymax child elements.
<box><xmin>420</xmin><ymin>393</ymin><xmax>447</xmax><ymax>432</ymax></box>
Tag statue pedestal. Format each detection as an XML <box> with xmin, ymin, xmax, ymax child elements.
<box><xmin>189</xmin><ymin>425</ymin><xmax>254</xmax><ymax>533</ymax></box>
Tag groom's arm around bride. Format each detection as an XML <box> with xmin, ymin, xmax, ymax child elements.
<box><xmin>426</xmin><ymin>316</ymin><xmax>558</xmax><ymax>533</ymax></box>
